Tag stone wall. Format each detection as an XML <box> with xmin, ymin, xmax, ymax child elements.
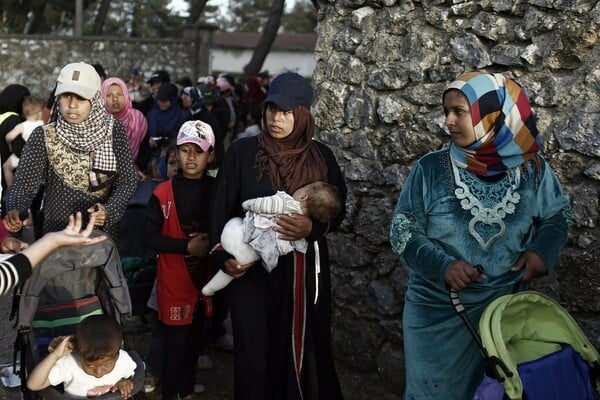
<box><xmin>0</xmin><ymin>32</ymin><xmax>204</xmax><ymax>96</ymax></box>
<box><xmin>312</xmin><ymin>1</ymin><xmax>599</xmax><ymax>399</ymax></box>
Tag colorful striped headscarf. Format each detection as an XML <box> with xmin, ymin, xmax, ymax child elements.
<box><xmin>444</xmin><ymin>72</ymin><xmax>541</xmax><ymax>176</ymax></box>
<box><xmin>101</xmin><ymin>77</ymin><xmax>147</xmax><ymax>161</ymax></box>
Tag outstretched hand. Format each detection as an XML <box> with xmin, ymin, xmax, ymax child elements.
<box><xmin>48</xmin><ymin>212</ymin><xmax>107</xmax><ymax>248</ymax></box>
<box><xmin>19</xmin><ymin>213</ymin><xmax>108</xmax><ymax>275</ymax></box>
<box><xmin>111</xmin><ymin>378</ymin><xmax>134</xmax><ymax>399</ymax></box>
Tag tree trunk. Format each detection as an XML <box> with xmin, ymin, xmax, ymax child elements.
<box><xmin>188</xmin><ymin>0</ymin><xmax>209</xmax><ymax>24</ymax></box>
<box><xmin>26</xmin><ymin>0</ymin><xmax>48</xmax><ymax>33</ymax></box>
<box><xmin>3</xmin><ymin>0</ymin><xmax>30</xmax><ymax>33</ymax></box>
<box><xmin>91</xmin><ymin>0</ymin><xmax>111</xmax><ymax>35</ymax></box>
<box><xmin>243</xmin><ymin>0</ymin><xmax>285</xmax><ymax>78</ymax></box>
<box><xmin>130</xmin><ymin>1</ymin><xmax>139</xmax><ymax>37</ymax></box>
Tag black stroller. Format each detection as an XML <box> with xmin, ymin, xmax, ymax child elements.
<box><xmin>10</xmin><ymin>235</ymin><xmax>145</xmax><ymax>399</ymax></box>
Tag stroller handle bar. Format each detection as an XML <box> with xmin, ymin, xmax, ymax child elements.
<box><xmin>448</xmin><ymin>286</ymin><xmax>486</xmax><ymax>355</ymax></box>
<box><xmin>448</xmin><ymin>277</ymin><xmax>514</xmax><ymax>382</ymax></box>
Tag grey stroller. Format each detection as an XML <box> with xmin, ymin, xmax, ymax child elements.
<box><xmin>10</xmin><ymin>235</ymin><xmax>144</xmax><ymax>399</ymax></box>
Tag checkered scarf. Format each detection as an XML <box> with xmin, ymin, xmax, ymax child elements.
<box><xmin>445</xmin><ymin>72</ymin><xmax>541</xmax><ymax>176</ymax></box>
<box><xmin>56</xmin><ymin>92</ymin><xmax>117</xmax><ymax>190</ymax></box>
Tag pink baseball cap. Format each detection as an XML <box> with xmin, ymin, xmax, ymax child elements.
<box><xmin>176</xmin><ymin>120</ymin><xmax>215</xmax><ymax>152</ymax></box>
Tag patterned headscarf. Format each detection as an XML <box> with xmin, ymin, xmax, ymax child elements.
<box><xmin>101</xmin><ymin>77</ymin><xmax>147</xmax><ymax>161</ymax></box>
<box><xmin>56</xmin><ymin>92</ymin><xmax>116</xmax><ymax>190</ymax></box>
<box><xmin>444</xmin><ymin>72</ymin><xmax>541</xmax><ymax>176</ymax></box>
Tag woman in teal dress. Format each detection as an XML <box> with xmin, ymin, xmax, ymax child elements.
<box><xmin>389</xmin><ymin>72</ymin><xmax>572</xmax><ymax>399</ymax></box>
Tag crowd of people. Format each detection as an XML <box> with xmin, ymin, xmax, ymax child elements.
<box><xmin>0</xmin><ymin>63</ymin><xmax>573</xmax><ymax>400</ymax></box>
<box><xmin>0</xmin><ymin>63</ymin><xmax>349</xmax><ymax>400</ymax></box>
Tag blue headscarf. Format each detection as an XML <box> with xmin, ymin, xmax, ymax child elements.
<box><xmin>147</xmin><ymin>84</ymin><xmax>182</xmax><ymax>140</ymax></box>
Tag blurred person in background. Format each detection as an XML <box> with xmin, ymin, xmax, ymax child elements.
<box><xmin>101</xmin><ymin>77</ymin><xmax>148</xmax><ymax>175</ymax></box>
<box><xmin>0</xmin><ymin>84</ymin><xmax>31</xmax><ymax>196</ymax></box>
<box><xmin>128</xmin><ymin>67</ymin><xmax>151</xmax><ymax>105</ymax></box>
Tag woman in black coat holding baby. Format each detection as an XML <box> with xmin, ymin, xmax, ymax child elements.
<box><xmin>209</xmin><ymin>72</ymin><xmax>347</xmax><ymax>400</ymax></box>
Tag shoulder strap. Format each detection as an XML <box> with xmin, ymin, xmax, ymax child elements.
<box><xmin>9</xmin><ymin>282</ymin><xmax>23</xmax><ymax>325</ymax></box>
<box><xmin>0</xmin><ymin>112</ymin><xmax>19</xmax><ymax>125</ymax></box>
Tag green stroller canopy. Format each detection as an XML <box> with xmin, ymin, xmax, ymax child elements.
<box><xmin>478</xmin><ymin>291</ymin><xmax>600</xmax><ymax>399</ymax></box>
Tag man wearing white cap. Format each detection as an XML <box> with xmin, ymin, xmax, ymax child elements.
<box><xmin>5</xmin><ymin>62</ymin><xmax>136</xmax><ymax>242</ymax></box>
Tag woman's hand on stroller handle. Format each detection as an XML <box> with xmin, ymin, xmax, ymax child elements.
<box><xmin>444</xmin><ymin>261</ymin><xmax>487</xmax><ymax>291</ymax></box>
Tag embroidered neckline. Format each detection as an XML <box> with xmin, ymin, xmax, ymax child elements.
<box><xmin>451</xmin><ymin>158</ymin><xmax>521</xmax><ymax>251</ymax></box>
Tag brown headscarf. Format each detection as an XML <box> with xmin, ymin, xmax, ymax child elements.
<box><xmin>256</xmin><ymin>106</ymin><xmax>328</xmax><ymax>194</ymax></box>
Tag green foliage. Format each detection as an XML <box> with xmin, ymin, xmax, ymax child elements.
<box><xmin>126</xmin><ymin>0</ymin><xmax>182</xmax><ymax>37</ymax></box>
<box><xmin>223</xmin><ymin>0</ymin><xmax>271</xmax><ymax>33</ymax></box>
<box><xmin>0</xmin><ymin>0</ymin><xmax>317</xmax><ymax>35</ymax></box>
<box><xmin>0</xmin><ymin>0</ymin><xmax>182</xmax><ymax>36</ymax></box>
<box><xmin>281</xmin><ymin>0</ymin><xmax>316</xmax><ymax>33</ymax></box>
<box><xmin>214</xmin><ymin>0</ymin><xmax>316</xmax><ymax>33</ymax></box>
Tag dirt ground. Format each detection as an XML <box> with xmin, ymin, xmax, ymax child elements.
<box><xmin>0</xmin><ymin>294</ymin><xmax>235</xmax><ymax>400</ymax></box>
<box><xmin>123</xmin><ymin>314</ymin><xmax>235</xmax><ymax>400</ymax></box>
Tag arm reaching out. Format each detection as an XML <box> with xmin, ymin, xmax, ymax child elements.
<box><xmin>0</xmin><ymin>213</ymin><xmax>106</xmax><ymax>297</ymax></box>
<box><xmin>21</xmin><ymin>212</ymin><xmax>106</xmax><ymax>267</ymax></box>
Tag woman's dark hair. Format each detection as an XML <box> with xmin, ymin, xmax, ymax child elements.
<box><xmin>175</xmin><ymin>76</ymin><xmax>193</xmax><ymax>88</ymax></box>
<box><xmin>0</xmin><ymin>84</ymin><xmax>31</xmax><ymax>114</ymax></box>
<box><xmin>45</xmin><ymin>83</ymin><xmax>60</xmax><ymax>123</ymax></box>
<box><xmin>92</xmin><ymin>63</ymin><xmax>107</xmax><ymax>80</ymax></box>
<box><xmin>46</xmin><ymin>84</ymin><xmax>57</xmax><ymax>109</ymax></box>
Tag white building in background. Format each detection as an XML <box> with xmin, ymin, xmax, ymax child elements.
<box><xmin>209</xmin><ymin>32</ymin><xmax>317</xmax><ymax>78</ymax></box>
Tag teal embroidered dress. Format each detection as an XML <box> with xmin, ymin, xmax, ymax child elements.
<box><xmin>390</xmin><ymin>150</ymin><xmax>570</xmax><ymax>399</ymax></box>
<box><xmin>390</xmin><ymin>72</ymin><xmax>571</xmax><ymax>399</ymax></box>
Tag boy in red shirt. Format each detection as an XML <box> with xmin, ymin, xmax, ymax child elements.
<box><xmin>142</xmin><ymin>120</ymin><xmax>215</xmax><ymax>400</ymax></box>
